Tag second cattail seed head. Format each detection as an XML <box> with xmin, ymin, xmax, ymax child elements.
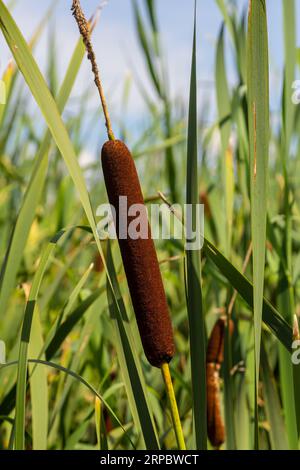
<box><xmin>206</xmin><ymin>316</ymin><xmax>234</xmax><ymax>448</ymax></box>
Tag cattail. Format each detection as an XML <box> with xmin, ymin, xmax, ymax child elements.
<box><xmin>206</xmin><ymin>317</ymin><xmax>234</xmax><ymax>448</ymax></box>
<box><xmin>101</xmin><ymin>140</ymin><xmax>175</xmax><ymax>368</ymax></box>
<box><xmin>207</xmin><ymin>316</ymin><xmax>234</xmax><ymax>364</ymax></box>
<box><xmin>206</xmin><ymin>362</ymin><xmax>225</xmax><ymax>448</ymax></box>
<box><xmin>72</xmin><ymin>0</ymin><xmax>184</xmax><ymax>449</ymax></box>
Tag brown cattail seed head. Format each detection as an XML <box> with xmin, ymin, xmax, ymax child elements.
<box><xmin>206</xmin><ymin>363</ymin><xmax>225</xmax><ymax>448</ymax></box>
<box><xmin>101</xmin><ymin>140</ymin><xmax>175</xmax><ymax>368</ymax></box>
<box><xmin>206</xmin><ymin>317</ymin><xmax>234</xmax><ymax>364</ymax></box>
<box><xmin>206</xmin><ymin>316</ymin><xmax>234</xmax><ymax>448</ymax></box>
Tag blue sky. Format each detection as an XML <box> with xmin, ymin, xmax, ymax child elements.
<box><xmin>0</xmin><ymin>0</ymin><xmax>299</xmax><ymax>152</ymax></box>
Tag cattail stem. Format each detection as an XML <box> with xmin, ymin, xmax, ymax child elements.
<box><xmin>161</xmin><ymin>363</ymin><xmax>186</xmax><ymax>450</ymax></box>
<box><xmin>71</xmin><ymin>0</ymin><xmax>115</xmax><ymax>141</ymax></box>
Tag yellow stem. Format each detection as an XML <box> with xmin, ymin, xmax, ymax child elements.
<box><xmin>161</xmin><ymin>362</ymin><xmax>186</xmax><ymax>450</ymax></box>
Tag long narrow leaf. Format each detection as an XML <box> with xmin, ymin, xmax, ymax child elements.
<box><xmin>185</xmin><ymin>4</ymin><xmax>207</xmax><ymax>450</ymax></box>
<box><xmin>247</xmin><ymin>0</ymin><xmax>270</xmax><ymax>396</ymax></box>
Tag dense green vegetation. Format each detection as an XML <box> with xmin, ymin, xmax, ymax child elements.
<box><xmin>0</xmin><ymin>0</ymin><xmax>299</xmax><ymax>450</ymax></box>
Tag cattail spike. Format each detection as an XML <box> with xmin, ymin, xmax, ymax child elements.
<box><xmin>207</xmin><ymin>317</ymin><xmax>234</xmax><ymax>364</ymax></box>
<box><xmin>206</xmin><ymin>316</ymin><xmax>234</xmax><ymax>448</ymax></box>
<box><xmin>206</xmin><ymin>363</ymin><xmax>225</xmax><ymax>448</ymax></box>
<box><xmin>101</xmin><ymin>140</ymin><xmax>175</xmax><ymax>367</ymax></box>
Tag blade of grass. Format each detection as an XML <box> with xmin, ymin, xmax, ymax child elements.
<box><xmin>278</xmin><ymin>304</ymin><xmax>298</xmax><ymax>448</ymax></box>
<box><xmin>95</xmin><ymin>397</ymin><xmax>108</xmax><ymax>450</ymax></box>
<box><xmin>280</xmin><ymin>0</ymin><xmax>299</xmax><ymax>449</ymax></box>
<box><xmin>261</xmin><ymin>338</ymin><xmax>288</xmax><ymax>450</ymax></box>
<box><xmin>185</xmin><ymin>3</ymin><xmax>207</xmax><ymax>449</ymax></box>
<box><xmin>28</xmin><ymin>303</ymin><xmax>48</xmax><ymax>450</ymax></box>
<box><xmin>283</xmin><ymin>0</ymin><xmax>296</xmax><ymax>148</ymax></box>
<box><xmin>15</xmin><ymin>231</ymin><xmax>64</xmax><ymax>449</ymax></box>
<box><xmin>0</xmin><ymin>61</ymin><xmax>13</xmax><ymax>127</ymax></box>
<box><xmin>216</xmin><ymin>23</ymin><xmax>233</xmax><ymax>256</ymax></box>
<box><xmin>247</xmin><ymin>2</ymin><xmax>270</xmax><ymax>446</ymax></box>
<box><xmin>216</xmin><ymin>0</ymin><xmax>246</xmax><ymax>82</ymax></box>
<box><xmin>215</xmin><ymin>24</ymin><xmax>236</xmax><ymax>446</ymax></box>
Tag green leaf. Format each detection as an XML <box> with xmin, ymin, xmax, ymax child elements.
<box><xmin>261</xmin><ymin>339</ymin><xmax>288</xmax><ymax>450</ymax></box>
<box><xmin>247</xmin><ymin>0</ymin><xmax>270</xmax><ymax>395</ymax></box>
<box><xmin>28</xmin><ymin>304</ymin><xmax>48</xmax><ymax>450</ymax></box>
<box><xmin>281</xmin><ymin>0</ymin><xmax>299</xmax><ymax>449</ymax></box>
<box><xmin>132</xmin><ymin>0</ymin><xmax>161</xmax><ymax>97</ymax></box>
<box><xmin>15</xmin><ymin>235</ymin><xmax>63</xmax><ymax>449</ymax></box>
<box><xmin>283</xmin><ymin>0</ymin><xmax>296</xmax><ymax>147</ymax></box>
<box><xmin>95</xmin><ymin>397</ymin><xmax>108</xmax><ymax>450</ymax></box>
<box><xmin>185</xmin><ymin>4</ymin><xmax>207</xmax><ymax>450</ymax></box>
<box><xmin>216</xmin><ymin>24</ymin><xmax>234</xmax><ymax>256</ymax></box>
